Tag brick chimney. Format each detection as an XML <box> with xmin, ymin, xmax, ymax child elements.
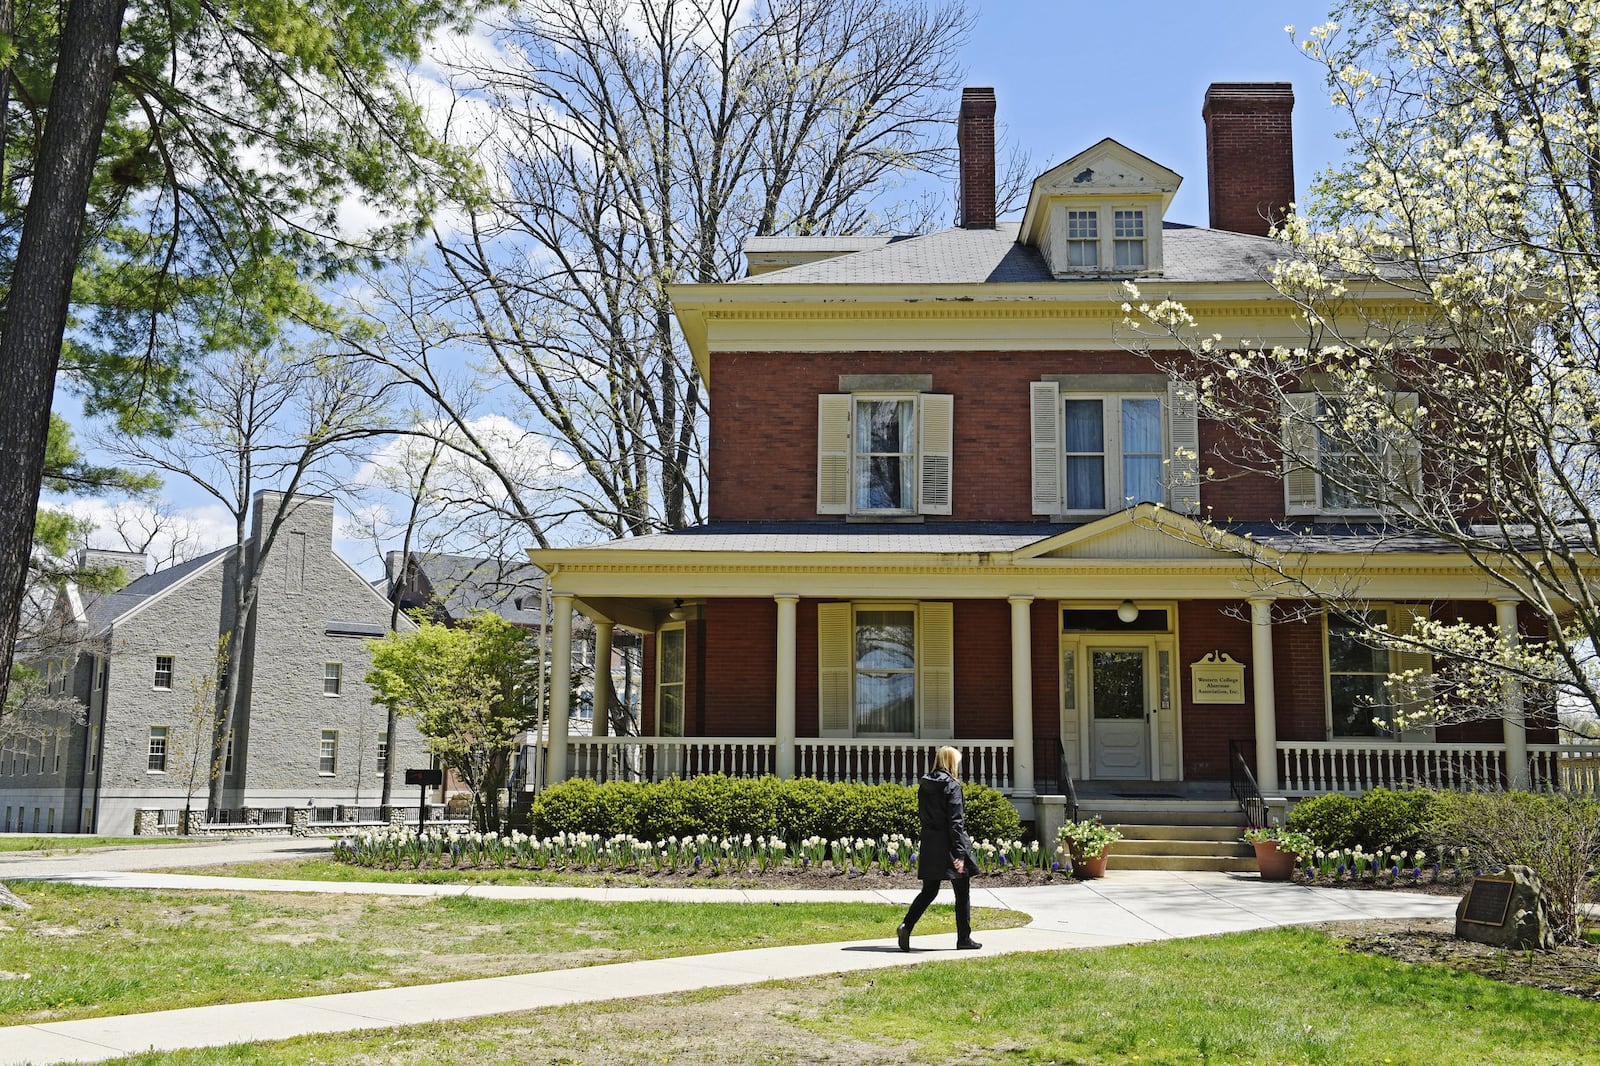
<box><xmin>1202</xmin><ymin>83</ymin><xmax>1295</xmax><ymax>236</ymax></box>
<box><xmin>957</xmin><ymin>87</ymin><xmax>996</xmax><ymax>229</ymax></box>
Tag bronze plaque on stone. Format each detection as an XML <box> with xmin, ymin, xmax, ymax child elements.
<box><xmin>1460</xmin><ymin>874</ymin><xmax>1514</xmax><ymax>926</ymax></box>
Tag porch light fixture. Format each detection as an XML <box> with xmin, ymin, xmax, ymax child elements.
<box><xmin>668</xmin><ymin>598</ymin><xmax>686</xmax><ymax>621</ymax></box>
<box><xmin>1117</xmin><ymin>599</ymin><xmax>1140</xmax><ymax>624</ymax></box>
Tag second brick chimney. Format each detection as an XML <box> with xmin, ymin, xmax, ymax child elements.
<box><xmin>1202</xmin><ymin>83</ymin><xmax>1295</xmax><ymax>237</ymax></box>
<box><xmin>957</xmin><ymin>87</ymin><xmax>996</xmax><ymax>229</ymax></box>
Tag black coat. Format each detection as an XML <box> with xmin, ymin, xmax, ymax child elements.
<box><xmin>916</xmin><ymin>768</ymin><xmax>975</xmax><ymax>881</ymax></box>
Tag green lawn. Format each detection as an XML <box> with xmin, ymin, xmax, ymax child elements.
<box><xmin>157</xmin><ymin>856</ymin><xmax>753</xmax><ymax>888</ymax></box>
<box><xmin>0</xmin><ymin>882</ymin><xmax>1019</xmax><ymax>1025</ymax></box>
<box><xmin>0</xmin><ymin>835</ymin><xmax>193</xmax><ymax>853</ymax></box>
<box><xmin>93</xmin><ymin>928</ymin><xmax>1600</xmax><ymax>1066</ymax></box>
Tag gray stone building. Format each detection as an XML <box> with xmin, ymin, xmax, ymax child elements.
<box><xmin>2</xmin><ymin>492</ymin><xmax>428</xmax><ymax>835</ymax></box>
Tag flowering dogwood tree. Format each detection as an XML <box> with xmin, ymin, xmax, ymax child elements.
<box><xmin>1126</xmin><ymin>0</ymin><xmax>1600</xmax><ymax>732</ymax></box>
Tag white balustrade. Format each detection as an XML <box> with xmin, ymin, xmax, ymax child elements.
<box><xmin>795</xmin><ymin>739</ymin><xmax>1013</xmax><ymax>791</ymax></box>
<box><xmin>562</xmin><ymin>735</ymin><xmax>776</xmax><ymax>783</ymax></box>
<box><xmin>1276</xmin><ymin>740</ymin><xmax>1599</xmax><ymax>798</ymax></box>
<box><xmin>547</xmin><ymin>736</ymin><xmax>1014</xmax><ymax>791</ymax></box>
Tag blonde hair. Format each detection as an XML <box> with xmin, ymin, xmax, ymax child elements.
<box><xmin>934</xmin><ymin>745</ymin><xmax>962</xmax><ymax>775</ymax></box>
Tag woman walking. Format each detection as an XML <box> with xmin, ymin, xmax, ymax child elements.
<box><xmin>897</xmin><ymin>745</ymin><xmax>982</xmax><ymax>951</ymax></box>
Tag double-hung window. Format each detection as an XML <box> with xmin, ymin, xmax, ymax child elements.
<box><xmin>1065</xmin><ymin>210</ymin><xmax>1099</xmax><ymax>268</ymax></box>
<box><xmin>817</xmin><ymin>390</ymin><xmax>953</xmax><ymax>517</ymax></box>
<box><xmin>153</xmin><ymin>655</ymin><xmax>173</xmax><ymax>690</ymax></box>
<box><xmin>148</xmin><ymin>726</ymin><xmax>168</xmax><ymax>772</ymax></box>
<box><xmin>1113</xmin><ymin>209</ymin><xmax>1146</xmax><ymax>269</ymax></box>
<box><xmin>1283</xmin><ymin>392</ymin><xmax>1421</xmax><ymax>515</ymax></box>
<box><xmin>1031</xmin><ymin>379</ymin><xmax>1199</xmax><ymax>516</ymax></box>
<box><xmin>818</xmin><ymin>602</ymin><xmax>953</xmax><ymax>739</ymax></box>
<box><xmin>1325</xmin><ymin>605</ymin><xmax>1432</xmax><ymax>738</ymax></box>
<box><xmin>319</xmin><ymin>730</ymin><xmax>339</xmax><ymax>774</ymax></box>
<box><xmin>324</xmin><ymin>662</ymin><xmax>342</xmax><ymax>696</ymax></box>
<box><xmin>656</xmin><ymin>623</ymin><xmax>685</xmax><ymax>738</ymax></box>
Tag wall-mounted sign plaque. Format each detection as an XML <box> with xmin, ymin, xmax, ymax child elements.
<box><xmin>1190</xmin><ymin>651</ymin><xmax>1246</xmax><ymax>704</ymax></box>
<box><xmin>1460</xmin><ymin>874</ymin><xmax>1514</xmax><ymax>927</ymax></box>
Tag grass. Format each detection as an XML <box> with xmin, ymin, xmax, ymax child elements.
<box><xmin>0</xmin><ymin>836</ymin><xmax>193</xmax><ymax>853</ymax></box>
<box><xmin>92</xmin><ymin>927</ymin><xmax>1600</xmax><ymax>1066</ymax></box>
<box><xmin>0</xmin><ymin>881</ymin><xmax>1020</xmax><ymax>1025</ymax></box>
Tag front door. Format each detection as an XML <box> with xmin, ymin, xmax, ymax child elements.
<box><xmin>1089</xmin><ymin>648</ymin><xmax>1151</xmax><ymax>778</ymax></box>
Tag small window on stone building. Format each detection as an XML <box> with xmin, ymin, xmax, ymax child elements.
<box><xmin>324</xmin><ymin>662</ymin><xmax>342</xmax><ymax>696</ymax></box>
<box><xmin>320</xmin><ymin>730</ymin><xmax>339</xmax><ymax>774</ymax></box>
<box><xmin>148</xmin><ymin>726</ymin><xmax>168</xmax><ymax>772</ymax></box>
<box><xmin>154</xmin><ymin>656</ymin><xmax>174</xmax><ymax>690</ymax></box>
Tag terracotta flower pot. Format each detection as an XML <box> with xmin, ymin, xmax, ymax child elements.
<box><xmin>1252</xmin><ymin>840</ymin><xmax>1298</xmax><ymax>881</ymax></box>
<box><xmin>1072</xmin><ymin>853</ymin><xmax>1108</xmax><ymax>879</ymax></box>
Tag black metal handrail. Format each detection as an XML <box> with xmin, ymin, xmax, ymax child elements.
<box><xmin>1060</xmin><ymin>739</ymin><xmax>1080</xmax><ymax>823</ymax></box>
<box><xmin>1229</xmin><ymin>739</ymin><xmax>1266</xmax><ymax>828</ymax></box>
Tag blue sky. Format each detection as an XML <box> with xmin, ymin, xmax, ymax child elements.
<box><xmin>964</xmin><ymin>2</ymin><xmax>1346</xmax><ymax>224</ymax></box>
<box><xmin>55</xmin><ymin>2</ymin><xmax>1354</xmax><ymax>571</ymax></box>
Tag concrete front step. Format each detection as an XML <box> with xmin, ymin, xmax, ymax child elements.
<box><xmin>1115</xmin><ymin>824</ymin><xmax>1246</xmax><ymax>844</ymax></box>
<box><xmin>1113</xmin><ymin>838</ymin><xmax>1253</xmax><ymax>859</ymax></box>
<box><xmin>1107</xmin><ymin>853</ymin><xmax>1261</xmax><ymax>873</ymax></box>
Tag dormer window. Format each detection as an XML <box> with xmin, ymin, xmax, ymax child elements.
<box><xmin>1066</xmin><ymin>211</ymin><xmax>1099</xmax><ymax>268</ymax></box>
<box><xmin>1018</xmin><ymin>138</ymin><xmax>1180</xmax><ymax>279</ymax></box>
<box><xmin>1113</xmin><ymin>209</ymin><xmax>1146</xmax><ymax>269</ymax></box>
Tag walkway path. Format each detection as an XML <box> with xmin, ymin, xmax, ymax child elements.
<box><xmin>0</xmin><ymin>840</ymin><xmax>1461</xmax><ymax>1065</ymax></box>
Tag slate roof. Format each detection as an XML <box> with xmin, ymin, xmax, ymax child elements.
<box><xmin>578</xmin><ymin>521</ymin><xmax>1070</xmax><ymax>555</ymax></box>
<box><xmin>736</xmin><ymin>222</ymin><xmax>1284</xmax><ymax>287</ymax></box>
<box><xmin>570</xmin><ymin>520</ymin><xmax>1477</xmax><ymax>557</ymax></box>
<box><xmin>393</xmin><ymin>553</ymin><xmax>546</xmax><ymax>625</ymax></box>
<box><xmin>80</xmin><ymin>545</ymin><xmax>232</xmax><ymax>635</ymax></box>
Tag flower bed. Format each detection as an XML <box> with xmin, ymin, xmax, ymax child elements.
<box><xmin>333</xmin><ymin>827</ymin><xmax>1078</xmax><ymax>881</ymax></box>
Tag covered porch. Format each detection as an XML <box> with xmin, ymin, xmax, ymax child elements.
<box><xmin>529</xmin><ymin>507</ymin><xmax>1566</xmax><ymax>805</ymax></box>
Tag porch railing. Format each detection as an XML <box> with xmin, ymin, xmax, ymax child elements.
<box><xmin>1276</xmin><ymin>740</ymin><xmax>1600</xmax><ymax>797</ymax></box>
<box><xmin>551</xmin><ymin>736</ymin><xmax>1014</xmax><ymax>791</ymax></box>
<box><xmin>795</xmin><ymin>739</ymin><xmax>1013</xmax><ymax>791</ymax></box>
<box><xmin>564</xmin><ymin>735</ymin><xmax>777</xmax><ymax>784</ymax></box>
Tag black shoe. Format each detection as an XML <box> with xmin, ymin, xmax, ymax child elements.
<box><xmin>896</xmin><ymin>923</ymin><xmax>911</xmax><ymax>952</ymax></box>
<box><xmin>956</xmin><ymin>938</ymin><xmax>982</xmax><ymax>950</ymax></box>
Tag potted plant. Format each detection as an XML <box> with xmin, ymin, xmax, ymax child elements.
<box><xmin>1057</xmin><ymin>818</ymin><xmax>1123</xmax><ymax>879</ymax></box>
<box><xmin>1244</xmin><ymin>826</ymin><xmax>1315</xmax><ymax>881</ymax></box>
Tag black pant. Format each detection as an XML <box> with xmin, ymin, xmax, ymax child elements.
<box><xmin>902</xmin><ymin>876</ymin><xmax>971</xmax><ymax>940</ymax></box>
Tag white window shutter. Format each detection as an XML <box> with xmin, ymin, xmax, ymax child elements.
<box><xmin>1167</xmin><ymin>379</ymin><xmax>1201</xmax><ymax>515</ymax></box>
<box><xmin>918</xmin><ymin>602</ymin><xmax>954</xmax><ymax>739</ymax></box>
<box><xmin>1030</xmin><ymin>381</ymin><xmax>1062</xmax><ymax>514</ymax></box>
<box><xmin>1390</xmin><ymin>604</ymin><xmax>1436</xmax><ymax>739</ymax></box>
<box><xmin>1388</xmin><ymin>393</ymin><xmax>1422</xmax><ymax>502</ymax></box>
<box><xmin>817</xmin><ymin>602</ymin><xmax>853</xmax><ymax>737</ymax></box>
<box><xmin>917</xmin><ymin>393</ymin><xmax>954</xmax><ymax>516</ymax></box>
<box><xmin>817</xmin><ymin>394</ymin><xmax>851</xmax><ymax>515</ymax></box>
<box><xmin>1282</xmin><ymin>394</ymin><xmax>1322</xmax><ymax>515</ymax></box>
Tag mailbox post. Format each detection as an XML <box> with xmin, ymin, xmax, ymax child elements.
<box><xmin>404</xmin><ymin>768</ymin><xmax>443</xmax><ymax>833</ymax></box>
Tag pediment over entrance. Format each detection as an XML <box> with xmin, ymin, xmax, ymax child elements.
<box><xmin>1017</xmin><ymin>508</ymin><xmax>1244</xmax><ymax>561</ymax></box>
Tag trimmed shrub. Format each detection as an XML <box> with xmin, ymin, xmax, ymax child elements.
<box><xmin>963</xmin><ymin>783</ymin><xmax>1025</xmax><ymax>842</ymax></box>
<box><xmin>1286</xmin><ymin>793</ymin><xmax>1359</xmax><ymax>849</ymax></box>
<box><xmin>1288</xmin><ymin>788</ymin><xmax>1435</xmax><ymax>853</ymax></box>
<box><xmin>527</xmin><ymin>774</ymin><xmax>1023</xmax><ymax>845</ymax></box>
<box><xmin>1353</xmin><ymin>788</ymin><xmax>1434</xmax><ymax>853</ymax></box>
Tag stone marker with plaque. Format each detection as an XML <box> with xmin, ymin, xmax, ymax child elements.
<box><xmin>1454</xmin><ymin>865</ymin><xmax>1556</xmax><ymax>950</ymax></box>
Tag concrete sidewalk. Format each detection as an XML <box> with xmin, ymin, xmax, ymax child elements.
<box><xmin>0</xmin><ymin>866</ymin><xmax>1461</xmax><ymax>1066</ymax></box>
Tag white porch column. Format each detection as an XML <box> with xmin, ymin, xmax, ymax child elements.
<box><xmin>594</xmin><ymin>621</ymin><xmax>614</xmax><ymax>737</ymax></box>
<box><xmin>1495</xmin><ymin>598</ymin><xmax>1529</xmax><ymax>789</ymax></box>
<box><xmin>1009</xmin><ymin>596</ymin><xmax>1035</xmax><ymax>796</ymax></box>
<box><xmin>1250</xmin><ymin>597</ymin><xmax>1279</xmax><ymax>792</ymax></box>
<box><xmin>774</xmin><ymin>595</ymin><xmax>798</xmax><ymax>779</ymax></box>
<box><xmin>547</xmin><ymin>593</ymin><xmax>574</xmax><ymax>784</ymax></box>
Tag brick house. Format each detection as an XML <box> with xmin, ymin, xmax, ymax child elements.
<box><xmin>2</xmin><ymin>492</ymin><xmax>428</xmax><ymax>835</ymax></box>
<box><xmin>525</xmin><ymin>83</ymin><xmax>1571</xmax><ymax>821</ymax></box>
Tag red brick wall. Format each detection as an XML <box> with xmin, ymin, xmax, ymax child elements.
<box><xmin>709</xmin><ymin>349</ymin><xmax>1288</xmax><ymax>523</ymax></box>
<box><xmin>1178</xmin><ymin>601</ymin><xmax>1257</xmax><ymax>779</ymax></box>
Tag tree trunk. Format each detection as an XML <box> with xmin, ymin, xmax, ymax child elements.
<box><xmin>0</xmin><ymin>0</ymin><xmax>127</xmax><ymax>705</ymax></box>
